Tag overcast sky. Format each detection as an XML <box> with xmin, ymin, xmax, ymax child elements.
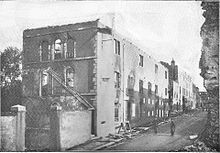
<box><xmin>0</xmin><ymin>0</ymin><xmax>206</xmax><ymax>91</ymax></box>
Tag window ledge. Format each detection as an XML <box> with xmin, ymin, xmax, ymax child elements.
<box><xmin>24</xmin><ymin>56</ymin><xmax>97</xmax><ymax>65</ymax></box>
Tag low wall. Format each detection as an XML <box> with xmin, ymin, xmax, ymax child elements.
<box><xmin>0</xmin><ymin>105</ymin><xmax>26</xmax><ymax>151</ymax></box>
<box><xmin>60</xmin><ymin>111</ymin><xmax>91</xmax><ymax>149</ymax></box>
<box><xmin>1</xmin><ymin>116</ymin><xmax>16</xmax><ymax>151</ymax></box>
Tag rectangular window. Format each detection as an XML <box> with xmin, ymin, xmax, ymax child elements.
<box><xmin>155</xmin><ymin>64</ymin><xmax>158</xmax><ymax>73</ymax></box>
<box><xmin>66</xmin><ymin>40</ymin><xmax>76</xmax><ymax>58</ymax></box>
<box><xmin>148</xmin><ymin>98</ymin><xmax>150</xmax><ymax>104</ymax></box>
<box><xmin>115</xmin><ymin>106</ymin><xmax>119</xmax><ymax>122</ymax></box>
<box><xmin>165</xmin><ymin>88</ymin><xmax>167</xmax><ymax>96</ymax></box>
<box><xmin>152</xmin><ymin>111</ymin><xmax>154</xmax><ymax>116</ymax></box>
<box><xmin>148</xmin><ymin>111</ymin><xmax>150</xmax><ymax>116</ymax></box>
<box><xmin>132</xmin><ymin>103</ymin><xmax>136</xmax><ymax>117</ymax></box>
<box><xmin>155</xmin><ymin>85</ymin><xmax>158</xmax><ymax>95</ymax></box>
<box><xmin>152</xmin><ymin>99</ymin><xmax>154</xmax><ymax>105</ymax></box>
<box><xmin>165</xmin><ymin>71</ymin><xmax>167</xmax><ymax>79</ymax></box>
<box><xmin>140</xmin><ymin>98</ymin><xmax>143</xmax><ymax>117</ymax></box>
<box><xmin>114</xmin><ymin>39</ymin><xmax>120</xmax><ymax>55</ymax></box>
<box><xmin>54</xmin><ymin>39</ymin><xmax>62</xmax><ymax>60</ymax></box>
<box><xmin>114</xmin><ymin>72</ymin><xmax>120</xmax><ymax>88</ymax></box>
<box><xmin>148</xmin><ymin>82</ymin><xmax>152</xmax><ymax>96</ymax></box>
<box><xmin>139</xmin><ymin>55</ymin><xmax>143</xmax><ymax>67</ymax></box>
<box><xmin>139</xmin><ymin>80</ymin><xmax>143</xmax><ymax>94</ymax></box>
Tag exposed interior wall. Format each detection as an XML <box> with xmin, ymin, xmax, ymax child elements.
<box><xmin>59</xmin><ymin>111</ymin><xmax>91</xmax><ymax>149</ymax></box>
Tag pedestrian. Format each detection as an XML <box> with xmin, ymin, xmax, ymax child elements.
<box><xmin>170</xmin><ymin>118</ymin><xmax>175</xmax><ymax>136</ymax></box>
<box><xmin>154</xmin><ymin>118</ymin><xmax>158</xmax><ymax>134</ymax></box>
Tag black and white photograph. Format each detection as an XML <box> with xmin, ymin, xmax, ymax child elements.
<box><xmin>0</xmin><ymin>0</ymin><xmax>219</xmax><ymax>152</ymax></box>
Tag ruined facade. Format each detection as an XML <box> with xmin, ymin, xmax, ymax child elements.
<box><xmin>122</xmin><ymin>40</ymin><xmax>169</xmax><ymax>127</ymax></box>
<box><xmin>199</xmin><ymin>1</ymin><xmax>219</xmax><ymax>150</ymax></box>
<box><xmin>23</xmin><ymin>19</ymin><xmax>170</xmax><ymax>149</ymax></box>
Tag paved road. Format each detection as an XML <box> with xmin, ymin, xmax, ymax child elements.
<box><xmin>105</xmin><ymin>110</ymin><xmax>207</xmax><ymax>151</ymax></box>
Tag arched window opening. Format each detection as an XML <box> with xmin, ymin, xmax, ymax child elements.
<box><xmin>41</xmin><ymin>71</ymin><xmax>49</xmax><ymax>97</ymax></box>
<box><xmin>41</xmin><ymin>41</ymin><xmax>49</xmax><ymax>61</ymax></box>
<box><xmin>66</xmin><ymin>68</ymin><xmax>75</xmax><ymax>87</ymax></box>
<box><xmin>67</xmin><ymin>39</ymin><xmax>76</xmax><ymax>58</ymax></box>
<box><xmin>54</xmin><ymin>39</ymin><xmax>62</xmax><ymax>59</ymax></box>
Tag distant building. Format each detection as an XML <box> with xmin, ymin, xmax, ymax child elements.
<box><xmin>178</xmin><ymin>67</ymin><xmax>193</xmax><ymax>111</ymax></box>
<box><xmin>161</xmin><ymin>59</ymin><xmax>194</xmax><ymax>113</ymax></box>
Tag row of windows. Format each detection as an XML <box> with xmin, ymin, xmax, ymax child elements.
<box><xmin>39</xmin><ymin>38</ymin><xmax>76</xmax><ymax>61</ymax></box>
<box><xmin>142</xmin><ymin>98</ymin><xmax>164</xmax><ymax>105</ymax></box>
<box><xmin>132</xmin><ymin>109</ymin><xmax>164</xmax><ymax>118</ymax></box>
<box><xmin>131</xmin><ymin>103</ymin><xmax>165</xmax><ymax>118</ymax></box>
<box><xmin>138</xmin><ymin>56</ymin><xmax>168</xmax><ymax>79</ymax></box>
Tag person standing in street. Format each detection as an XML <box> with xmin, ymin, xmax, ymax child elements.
<box><xmin>170</xmin><ymin>118</ymin><xmax>175</xmax><ymax>136</ymax></box>
<box><xmin>154</xmin><ymin>118</ymin><xmax>158</xmax><ymax>134</ymax></box>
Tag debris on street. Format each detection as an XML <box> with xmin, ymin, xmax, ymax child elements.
<box><xmin>181</xmin><ymin>141</ymin><xmax>216</xmax><ymax>152</ymax></box>
<box><xmin>189</xmin><ymin>134</ymin><xmax>198</xmax><ymax>140</ymax></box>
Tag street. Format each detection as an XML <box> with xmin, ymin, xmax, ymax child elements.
<box><xmin>105</xmin><ymin>110</ymin><xmax>207</xmax><ymax>151</ymax></box>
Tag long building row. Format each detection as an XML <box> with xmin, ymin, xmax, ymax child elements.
<box><xmin>22</xmin><ymin>19</ymin><xmax>201</xmax><ymax>150</ymax></box>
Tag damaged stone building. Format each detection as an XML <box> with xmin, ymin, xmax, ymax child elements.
<box><xmin>22</xmin><ymin>19</ymin><xmax>169</xmax><ymax>150</ymax></box>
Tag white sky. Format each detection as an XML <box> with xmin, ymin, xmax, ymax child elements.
<box><xmin>0</xmin><ymin>0</ymin><xmax>206</xmax><ymax>91</ymax></box>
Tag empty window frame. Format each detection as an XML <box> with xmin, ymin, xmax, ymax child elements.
<box><xmin>165</xmin><ymin>71</ymin><xmax>167</xmax><ymax>79</ymax></box>
<box><xmin>139</xmin><ymin>55</ymin><xmax>143</xmax><ymax>67</ymax></box>
<box><xmin>148</xmin><ymin>82</ymin><xmax>152</xmax><ymax>96</ymax></box>
<box><xmin>115</xmin><ymin>105</ymin><xmax>119</xmax><ymax>122</ymax></box>
<box><xmin>132</xmin><ymin>103</ymin><xmax>136</xmax><ymax>117</ymax></box>
<box><xmin>155</xmin><ymin>64</ymin><xmax>158</xmax><ymax>73</ymax></box>
<box><xmin>114</xmin><ymin>71</ymin><xmax>120</xmax><ymax>88</ymax></box>
<box><xmin>41</xmin><ymin>71</ymin><xmax>50</xmax><ymax>97</ymax></box>
<box><xmin>140</xmin><ymin>98</ymin><xmax>143</xmax><ymax>117</ymax></box>
<box><xmin>66</xmin><ymin>38</ymin><xmax>76</xmax><ymax>58</ymax></box>
<box><xmin>155</xmin><ymin>85</ymin><xmax>158</xmax><ymax>95</ymax></box>
<box><xmin>152</xmin><ymin>99</ymin><xmax>154</xmax><ymax>105</ymax></box>
<box><xmin>165</xmin><ymin>88</ymin><xmax>168</xmax><ymax>96</ymax></box>
<box><xmin>54</xmin><ymin>39</ymin><xmax>62</xmax><ymax>59</ymax></box>
<box><xmin>41</xmin><ymin>41</ymin><xmax>50</xmax><ymax>61</ymax></box>
<box><xmin>114</xmin><ymin>39</ymin><xmax>120</xmax><ymax>55</ymax></box>
<box><xmin>139</xmin><ymin>80</ymin><xmax>143</xmax><ymax>94</ymax></box>
<box><xmin>66</xmin><ymin>67</ymin><xmax>75</xmax><ymax>87</ymax></box>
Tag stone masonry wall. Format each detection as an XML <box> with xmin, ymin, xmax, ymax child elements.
<box><xmin>199</xmin><ymin>1</ymin><xmax>219</xmax><ymax>150</ymax></box>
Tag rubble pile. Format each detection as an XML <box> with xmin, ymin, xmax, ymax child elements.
<box><xmin>181</xmin><ymin>141</ymin><xmax>216</xmax><ymax>152</ymax></box>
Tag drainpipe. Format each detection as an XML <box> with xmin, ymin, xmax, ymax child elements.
<box><xmin>122</xmin><ymin>42</ymin><xmax>125</xmax><ymax>122</ymax></box>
